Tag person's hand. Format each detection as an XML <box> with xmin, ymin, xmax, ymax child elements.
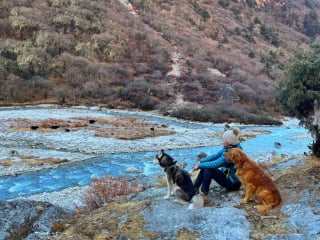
<box><xmin>193</xmin><ymin>160</ymin><xmax>200</xmax><ymax>171</ymax></box>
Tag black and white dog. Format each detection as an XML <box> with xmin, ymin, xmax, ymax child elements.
<box><xmin>155</xmin><ymin>149</ymin><xmax>197</xmax><ymax>204</ymax></box>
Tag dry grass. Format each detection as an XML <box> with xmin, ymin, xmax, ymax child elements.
<box><xmin>8</xmin><ymin>116</ymin><xmax>175</xmax><ymax>140</ymax></box>
<box><xmin>0</xmin><ymin>156</ymin><xmax>68</xmax><ymax>167</ymax></box>
<box><xmin>59</xmin><ymin>199</ymin><xmax>158</xmax><ymax>239</ymax></box>
<box><xmin>176</xmin><ymin>228</ymin><xmax>201</xmax><ymax>240</ymax></box>
<box><xmin>154</xmin><ymin>175</ymin><xmax>167</xmax><ymax>188</ymax></box>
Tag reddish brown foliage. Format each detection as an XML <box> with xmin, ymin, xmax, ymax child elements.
<box><xmin>81</xmin><ymin>175</ymin><xmax>145</xmax><ymax>212</ymax></box>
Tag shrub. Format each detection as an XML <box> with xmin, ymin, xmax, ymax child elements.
<box><xmin>248</xmin><ymin>51</ymin><xmax>255</xmax><ymax>58</ymax></box>
<box><xmin>246</xmin><ymin>0</ymin><xmax>256</xmax><ymax>7</ymax></box>
<box><xmin>0</xmin><ymin>19</ymin><xmax>11</xmax><ymax>37</ymax></box>
<box><xmin>11</xmin><ymin>16</ymin><xmax>39</xmax><ymax>39</ymax></box>
<box><xmin>1</xmin><ymin>75</ymin><xmax>23</xmax><ymax>102</ymax></box>
<box><xmin>260</xmin><ymin>51</ymin><xmax>278</xmax><ymax>76</ymax></box>
<box><xmin>170</xmin><ymin>107</ymin><xmax>211</xmax><ymax>122</ymax></box>
<box><xmin>118</xmin><ymin>79</ymin><xmax>168</xmax><ymax>109</ymax></box>
<box><xmin>30</xmin><ymin>76</ymin><xmax>53</xmax><ymax>99</ymax></box>
<box><xmin>82</xmin><ymin>175</ymin><xmax>144</xmax><ymax>211</ymax></box>
<box><xmin>82</xmin><ymin>80</ymin><xmax>100</xmax><ymax>98</ymax></box>
<box><xmin>139</xmin><ymin>97</ymin><xmax>159</xmax><ymax>110</ymax></box>
<box><xmin>218</xmin><ymin>0</ymin><xmax>230</xmax><ymax>8</ymax></box>
<box><xmin>260</xmin><ymin>24</ymin><xmax>279</xmax><ymax>46</ymax></box>
<box><xmin>232</xmin><ymin>81</ymin><xmax>258</xmax><ymax>104</ymax></box>
<box><xmin>169</xmin><ymin>105</ymin><xmax>282</xmax><ymax>125</ymax></box>
<box><xmin>234</xmin><ymin>27</ymin><xmax>241</xmax><ymax>35</ymax></box>
<box><xmin>15</xmin><ymin>47</ymin><xmax>50</xmax><ymax>77</ymax></box>
<box><xmin>63</xmin><ymin>66</ymin><xmax>86</xmax><ymax>88</ymax></box>
<box><xmin>253</xmin><ymin>16</ymin><xmax>261</xmax><ymax>25</ymax></box>
<box><xmin>243</xmin><ymin>30</ymin><xmax>255</xmax><ymax>43</ymax></box>
<box><xmin>304</xmin><ymin>0</ymin><xmax>318</xmax><ymax>9</ymax></box>
<box><xmin>231</xmin><ymin>68</ymin><xmax>250</xmax><ymax>82</ymax></box>
<box><xmin>54</xmin><ymin>86</ymin><xmax>71</xmax><ymax>104</ymax></box>
<box><xmin>232</xmin><ymin>8</ymin><xmax>241</xmax><ymax>20</ymax></box>
<box><xmin>303</xmin><ymin>11</ymin><xmax>319</xmax><ymax>37</ymax></box>
<box><xmin>192</xmin><ymin>1</ymin><xmax>210</xmax><ymax>21</ymax></box>
<box><xmin>35</xmin><ymin>31</ymin><xmax>74</xmax><ymax>56</ymax></box>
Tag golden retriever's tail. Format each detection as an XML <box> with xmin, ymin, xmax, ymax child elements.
<box><xmin>257</xmin><ymin>188</ymin><xmax>282</xmax><ymax>213</ymax></box>
<box><xmin>270</xmin><ymin>188</ymin><xmax>282</xmax><ymax>207</ymax></box>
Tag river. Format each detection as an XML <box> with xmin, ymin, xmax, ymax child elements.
<box><xmin>0</xmin><ymin>106</ymin><xmax>312</xmax><ymax>200</ymax></box>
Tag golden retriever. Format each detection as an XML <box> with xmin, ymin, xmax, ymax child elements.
<box><xmin>224</xmin><ymin>148</ymin><xmax>281</xmax><ymax>213</ymax></box>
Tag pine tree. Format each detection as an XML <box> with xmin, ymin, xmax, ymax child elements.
<box><xmin>277</xmin><ymin>41</ymin><xmax>320</xmax><ymax>157</ymax></box>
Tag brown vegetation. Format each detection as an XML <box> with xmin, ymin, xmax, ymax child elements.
<box><xmin>0</xmin><ymin>0</ymin><xmax>319</xmax><ymax>123</ymax></box>
<box><xmin>78</xmin><ymin>175</ymin><xmax>145</xmax><ymax>212</ymax></box>
<box><xmin>0</xmin><ymin>156</ymin><xmax>68</xmax><ymax>167</ymax></box>
<box><xmin>8</xmin><ymin>116</ymin><xmax>175</xmax><ymax>140</ymax></box>
<box><xmin>60</xmin><ymin>199</ymin><xmax>158</xmax><ymax>239</ymax></box>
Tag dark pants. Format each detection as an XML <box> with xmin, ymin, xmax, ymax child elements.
<box><xmin>194</xmin><ymin>168</ymin><xmax>241</xmax><ymax>194</ymax></box>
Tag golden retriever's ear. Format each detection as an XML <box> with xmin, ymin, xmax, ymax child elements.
<box><xmin>224</xmin><ymin>151</ymin><xmax>232</xmax><ymax>161</ymax></box>
<box><xmin>230</xmin><ymin>152</ymin><xmax>235</xmax><ymax>160</ymax></box>
<box><xmin>235</xmin><ymin>152</ymin><xmax>246</xmax><ymax>167</ymax></box>
<box><xmin>233</xmin><ymin>155</ymin><xmax>240</xmax><ymax>164</ymax></box>
<box><xmin>230</xmin><ymin>149</ymin><xmax>238</xmax><ymax>158</ymax></box>
<box><xmin>226</xmin><ymin>153</ymin><xmax>235</xmax><ymax>163</ymax></box>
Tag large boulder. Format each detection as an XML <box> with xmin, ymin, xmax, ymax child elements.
<box><xmin>0</xmin><ymin>200</ymin><xmax>69</xmax><ymax>240</ymax></box>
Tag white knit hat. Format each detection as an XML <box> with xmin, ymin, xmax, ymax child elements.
<box><xmin>222</xmin><ymin>127</ymin><xmax>240</xmax><ymax>145</ymax></box>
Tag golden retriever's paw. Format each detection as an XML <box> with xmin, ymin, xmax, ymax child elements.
<box><xmin>240</xmin><ymin>198</ymin><xmax>248</xmax><ymax>204</ymax></box>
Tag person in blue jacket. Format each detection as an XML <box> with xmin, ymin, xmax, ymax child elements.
<box><xmin>192</xmin><ymin>127</ymin><xmax>242</xmax><ymax>196</ymax></box>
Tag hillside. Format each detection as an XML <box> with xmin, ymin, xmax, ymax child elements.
<box><xmin>0</xmin><ymin>0</ymin><xmax>319</xmax><ymax>123</ymax></box>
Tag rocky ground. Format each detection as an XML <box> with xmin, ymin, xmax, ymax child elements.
<box><xmin>1</xmin><ymin>155</ymin><xmax>319</xmax><ymax>240</ymax></box>
<box><xmin>51</xmin><ymin>154</ymin><xmax>320</xmax><ymax>240</ymax></box>
<box><xmin>0</xmin><ymin>106</ymin><xmax>319</xmax><ymax>239</ymax></box>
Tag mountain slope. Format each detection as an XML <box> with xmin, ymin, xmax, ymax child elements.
<box><xmin>0</xmin><ymin>0</ymin><xmax>319</xmax><ymax>123</ymax></box>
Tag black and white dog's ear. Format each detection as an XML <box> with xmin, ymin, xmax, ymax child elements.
<box><xmin>159</xmin><ymin>149</ymin><xmax>165</xmax><ymax>157</ymax></box>
<box><xmin>156</xmin><ymin>149</ymin><xmax>164</xmax><ymax>160</ymax></box>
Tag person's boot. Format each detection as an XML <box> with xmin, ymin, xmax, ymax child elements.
<box><xmin>200</xmin><ymin>190</ymin><xmax>211</xmax><ymax>205</ymax></box>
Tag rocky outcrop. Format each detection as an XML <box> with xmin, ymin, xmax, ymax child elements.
<box><xmin>0</xmin><ymin>200</ymin><xmax>69</xmax><ymax>240</ymax></box>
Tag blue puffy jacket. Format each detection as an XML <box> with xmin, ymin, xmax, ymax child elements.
<box><xmin>198</xmin><ymin>144</ymin><xmax>242</xmax><ymax>184</ymax></box>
